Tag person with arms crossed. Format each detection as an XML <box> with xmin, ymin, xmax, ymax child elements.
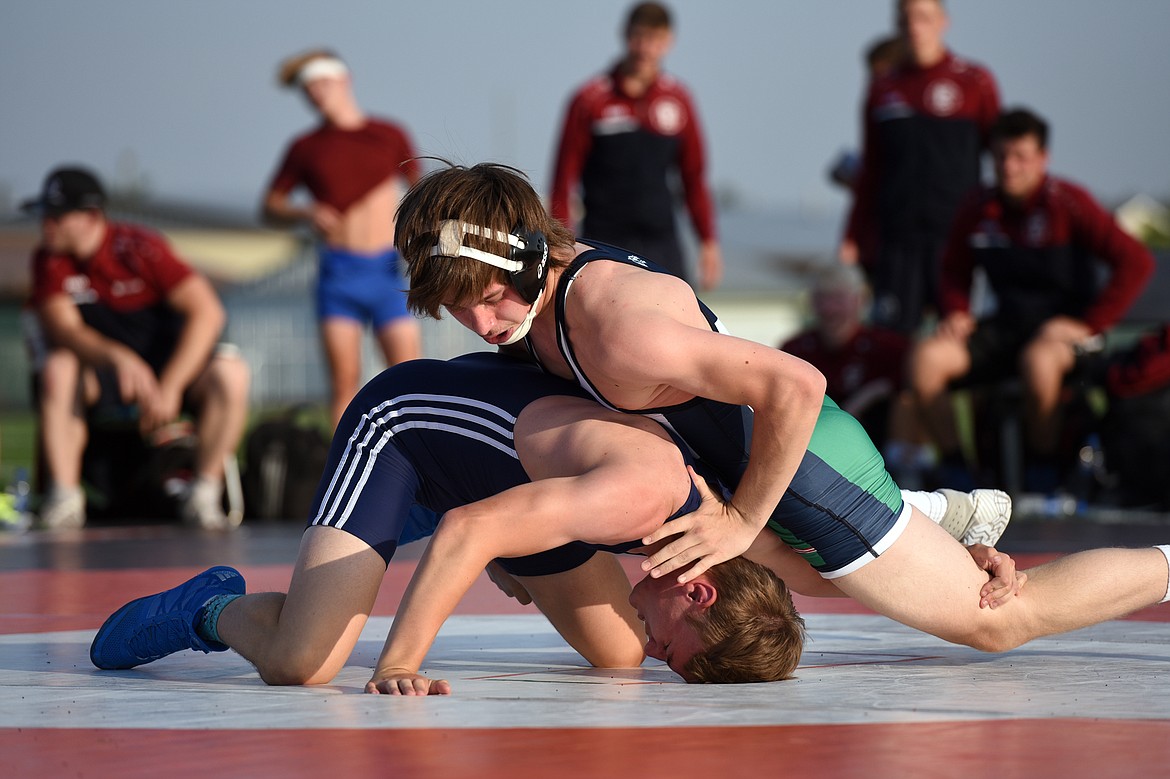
<box><xmin>24</xmin><ymin>167</ymin><xmax>249</xmax><ymax>530</ymax></box>
<box><xmin>263</xmin><ymin>49</ymin><xmax>422</xmax><ymax>427</ymax></box>
<box><xmin>908</xmin><ymin>108</ymin><xmax>1154</xmax><ymax>492</ymax></box>
<box><xmin>549</xmin><ymin>2</ymin><xmax>722</xmax><ymax>290</ymax></box>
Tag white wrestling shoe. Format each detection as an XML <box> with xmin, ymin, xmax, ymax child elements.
<box><xmin>935</xmin><ymin>488</ymin><xmax>1013</xmax><ymax>547</ymax></box>
<box><xmin>180</xmin><ymin>478</ymin><xmax>239</xmax><ymax>531</ymax></box>
<box><xmin>39</xmin><ymin>486</ymin><xmax>86</xmax><ymax>530</ymax></box>
<box><xmin>961</xmin><ymin>489</ymin><xmax>1013</xmax><ymax>547</ymax></box>
<box><xmin>936</xmin><ymin>489</ymin><xmax>976</xmax><ymax>540</ymax></box>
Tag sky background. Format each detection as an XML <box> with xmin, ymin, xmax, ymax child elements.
<box><xmin>2</xmin><ymin>0</ymin><xmax>1169</xmax><ymax>224</ymax></box>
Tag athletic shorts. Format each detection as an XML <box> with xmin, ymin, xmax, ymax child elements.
<box><xmin>306</xmin><ymin>422</ymin><xmax>603</xmax><ymax>576</ymax></box>
<box><xmin>960</xmin><ymin>317</ymin><xmax>1037</xmax><ymax>386</ymax></box>
<box><xmin>664</xmin><ymin>396</ymin><xmax>908</xmax><ymax>578</ymax></box>
<box><xmin>316</xmin><ymin>246</ymin><xmax>412</xmax><ymax>328</ymax></box>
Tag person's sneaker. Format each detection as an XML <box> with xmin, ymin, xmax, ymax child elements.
<box><xmin>180</xmin><ymin>478</ymin><xmax>232</xmax><ymax>530</ymax></box>
<box><xmin>961</xmin><ymin>489</ymin><xmax>1013</xmax><ymax>547</ymax></box>
<box><xmin>39</xmin><ymin>486</ymin><xmax>86</xmax><ymax>530</ymax></box>
<box><xmin>935</xmin><ymin>488</ymin><xmax>976</xmax><ymax>541</ymax></box>
<box><xmin>90</xmin><ymin>566</ymin><xmax>245</xmax><ymax>670</ymax></box>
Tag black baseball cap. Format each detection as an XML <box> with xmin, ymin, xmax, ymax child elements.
<box><xmin>20</xmin><ymin>167</ymin><xmax>107</xmax><ymax>216</ymax></box>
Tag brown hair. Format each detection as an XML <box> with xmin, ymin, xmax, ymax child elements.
<box><xmin>898</xmin><ymin>0</ymin><xmax>944</xmax><ymax>11</ymax></box>
<box><xmin>277</xmin><ymin>48</ymin><xmax>342</xmax><ymax>88</ymax></box>
<box><xmin>394</xmin><ymin>161</ymin><xmax>576</xmax><ymax>319</ymax></box>
<box><xmin>991</xmin><ymin>107</ymin><xmax>1050</xmax><ymax>151</ymax></box>
<box><xmin>683</xmin><ymin>557</ymin><xmax>806</xmax><ymax>684</ymax></box>
<box><xmin>626</xmin><ymin>2</ymin><xmax>672</xmax><ymax>33</ymax></box>
<box><xmin>865</xmin><ymin>35</ymin><xmax>905</xmax><ymax>75</ymax></box>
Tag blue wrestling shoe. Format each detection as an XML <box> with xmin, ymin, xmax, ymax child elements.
<box><xmin>90</xmin><ymin>566</ymin><xmax>245</xmax><ymax>670</ymax></box>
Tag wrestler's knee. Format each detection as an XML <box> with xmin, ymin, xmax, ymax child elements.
<box><xmin>256</xmin><ymin>649</ymin><xmax>342</xmax><ymax>687</ymax></box>
<box><xmin>946</xmin><ymin>621</ymin><xmax>1027</xmax><ymax>654</ymax></box>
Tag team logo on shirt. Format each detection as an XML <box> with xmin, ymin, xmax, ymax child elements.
<box><xmin>1025</xmin><ymin>214</ymin><xmax>1049</xmax><ymax>245</ymax></box>
<box><xmin>111</xmin><ymin>279</ymin><xmax>146</xmax><ymax>297</ymax></box>
<box><xmin>925</xmin><ymin>79</ymin><xmax>962</xmax><ymax>116</ymax></box>
<box><xmin>970</xmin><ymin>220</ymin><xmax>1009</xmax><ymax>248</ymax></box>
<box><xmin>873</xmin><ymin>92</ymin><xmax>914</xmax><ymax>122</ymax></box>
<box><xmin>63</xmin><ymin>274</ymin><xmax>98</xmax><ymax>304</ymax></box>
<box><xmin>627</xmin><ymin>254</ymin><xmax>648</xmax><ymax>267</ymax></box>
<box><xmin>593</xmin><ymin>104</ymin><xmax>638</xmax><ymax>136</ymax></box>
<box><xmin>648</xmin><ymin>96</ymin><xmax>685</xmax><ymax>135</ymax></box>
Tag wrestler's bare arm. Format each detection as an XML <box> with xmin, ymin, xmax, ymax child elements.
<box><xmin>567</xmin><ymin>267</ymin><xmax>826</xmax><ymax>583</ymax></box>
<box><xmin>366</xmin><ymin>399</ymin><xmax>692</xmax><ymax>695</ymax></box>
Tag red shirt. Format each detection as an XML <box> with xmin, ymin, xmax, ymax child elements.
<box><xmin>32</xmin><ymin>222</ymin><xmax>192</xmax><ymax>309</ymax></box>
<box><xmin>940</xmin><ymin>176</ymin><xmax>1155</xmax><ymax>334</ymax></box>
<box><xmin>549</xmin><ymin>65</ymin><xmax>715</xmax><ymax>242</ymax></box>
<box><xmin>267</xmin><ymin>118</ymin><xmax>419</xmax><ymax>213</ymax></box>
<box><xmin>781</xmin><ymin>326</ymin><xmax>909</xmax><ymax>403</ymax></box>
<box><xmin>31</xmin><ymin>222</ymin><xmax>194</xmax><ymax>367</ymax></box>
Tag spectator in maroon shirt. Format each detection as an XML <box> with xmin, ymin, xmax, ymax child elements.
<box><xmin>549</xmin><ymin>2</ymin><xmax>722</xmax><ymax>290</ymax></box>
<box><xmin>781</xmin><ymin>264</ymin><xmax>910</xmax><ymax>453</ymax></box>
<box><xmin>24</xmin><ymin>167</ymin><xmax>250</xmax><ymax>530</ymax></box>
<box><xmin>909</xmin><ymin>108</ymin><xmax>1155</xmax><ymax>491</ymax></box>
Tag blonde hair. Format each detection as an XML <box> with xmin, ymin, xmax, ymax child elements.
<box><xmin>683</xmin><ymin>557</ymin><xmax>806</xmax><ymax>684</ymax></box>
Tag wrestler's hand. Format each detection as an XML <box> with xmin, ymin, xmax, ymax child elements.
<box><xmin>639</xmin><ymin>467</ymin><xmax>758</xmax><ymax>584</ymax></box>
<box><xmin>365</xmin><ymin>668</ymin><xmax>451</xmax><ymax>696</ymax></box>
<box><xmin>968</xmin><ymin>544</ymin><xmax>1028</xmax><ymax>609</ymax></box>
<box><xmin>486</xmin><ymin>560</ymin><xmax>532</xmax><ymax>605</ymax></box>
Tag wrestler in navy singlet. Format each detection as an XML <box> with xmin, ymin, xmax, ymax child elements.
<box><xmin>532</xmin><ymin>242</ymin><xmax>908</xmax><ymax>578</ymax></box>
<box><xmin>307</xmin><ymin>351</ymin><xmax>700</xmax><ymax>576</ymax></box>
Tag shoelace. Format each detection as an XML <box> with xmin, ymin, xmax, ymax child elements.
<box><xmin>128</xmin><ymin>615</ymin><xmax>192</xmax><ymax>660</ymax></box>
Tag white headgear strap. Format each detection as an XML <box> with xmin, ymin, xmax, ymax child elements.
<box><xmin>498</xmin><ymin>286</ymin><xmax>544</xmax><ymax>346</ymax></box>
<box><xmin>297</xmin><ymin>57</ymin><xmax>350</xmax><ymax>86</ymax></box>
<box><xmin>430</xmin><ymin>220</ymin><xmax>543</xmax><ymax>345</ymax></box>
<box><xmin>430</xmin><ymin>220</ymin><xmax>527</xmax><ymax>271</ymax></box>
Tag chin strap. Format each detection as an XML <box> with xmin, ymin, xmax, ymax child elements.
<box><xmin>499</xmin><ymin>286</ymin><xmax>544</xmax><ymax>346</ymax></box>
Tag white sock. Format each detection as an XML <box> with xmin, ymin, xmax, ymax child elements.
<box><xmin>1156</xmin><ymin>545</ymin><xmax>1170</xmax><ymax>604</ymax></box>
<box><xmin>901</xmin><ymin>489</ymin><xmax>947</xmax><ymax>524</ymax></box>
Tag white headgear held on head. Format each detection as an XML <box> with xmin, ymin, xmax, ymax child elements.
<box><xmin>297</xmin><ymin>57</ymin><xmax>349</xmax><ymax>86</ymax></box>
<box><xmin>430</xmin><ymin>219</ymin><xmax>547</xmax><ymax>345</ymax></box>
<box><xmin>432</xmin><ymin>220</ymin><xmax>526</xmax><ymax>271</ymax></box>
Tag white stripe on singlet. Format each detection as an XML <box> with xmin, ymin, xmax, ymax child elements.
<box><xmin>313</xmin><ymin>393</ymin><xmax>519</xmax><ymax>529</ymax></box>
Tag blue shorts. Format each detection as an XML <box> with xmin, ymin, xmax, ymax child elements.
<box><xmin>316</xmin><ymin>246</ymin><xmax>412</xmax><ymax>328</ymax></box>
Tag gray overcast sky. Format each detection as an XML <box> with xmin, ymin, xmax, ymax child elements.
<box><xmin>2</xmin><ymin>0</ymin><xmax>1168</xmax><ymax>220</ymax></box>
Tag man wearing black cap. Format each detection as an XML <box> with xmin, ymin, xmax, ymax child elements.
<box><xmin>23</xmin><ymin>166</ymin><xmax>250</xmax><ymax>530</ymax></box>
